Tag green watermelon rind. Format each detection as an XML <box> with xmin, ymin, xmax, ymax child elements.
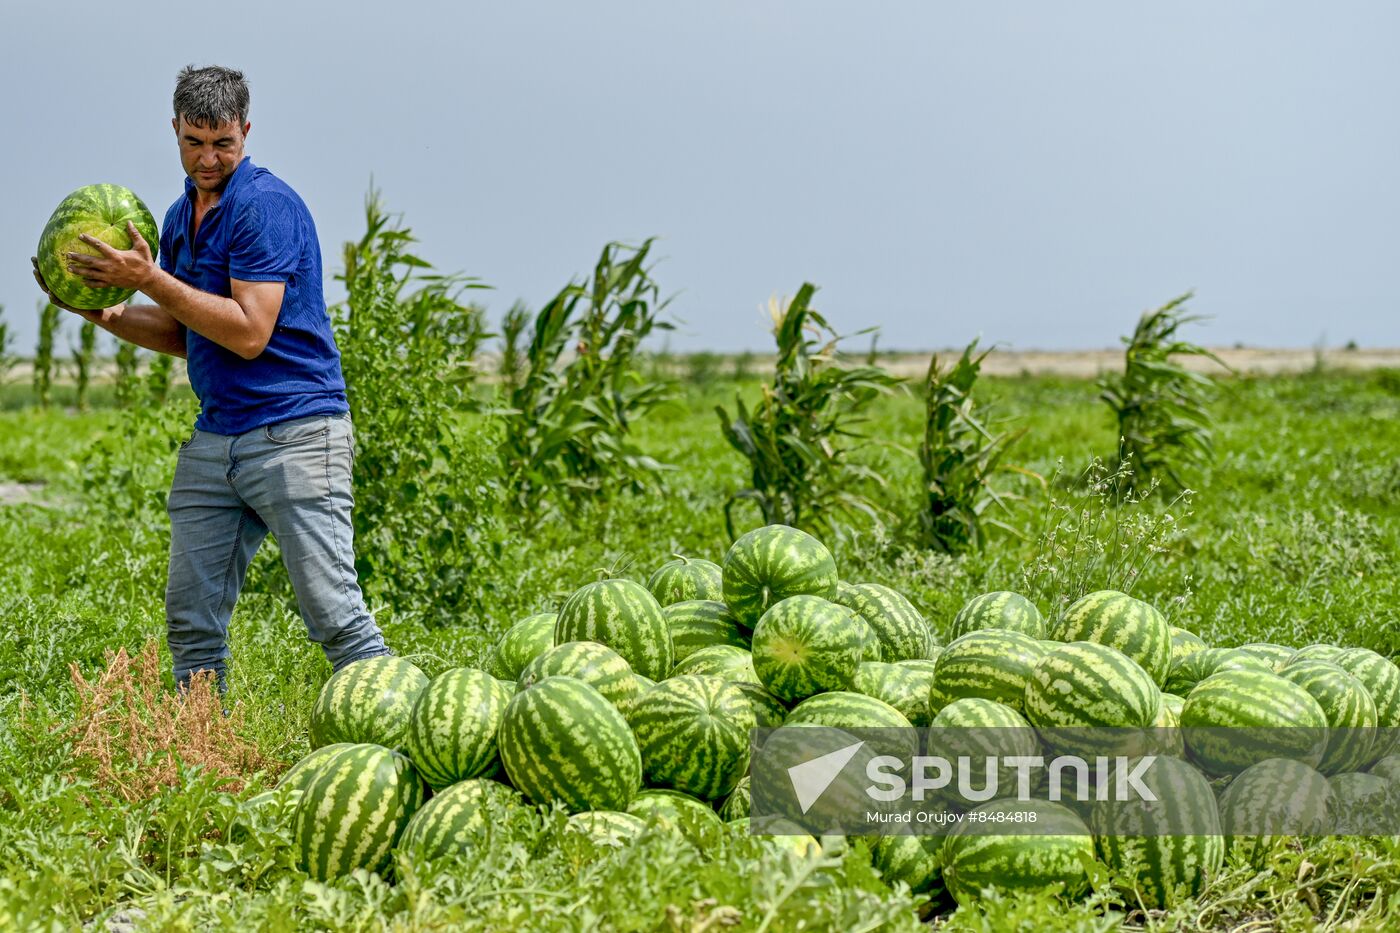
<box><xmin>1053</xmin><ymin>590</ymin><xmax>1172</xmax><ymax>685</ymax></box>
<box><xmin>308</xmin><ymin>656</ymin><xmax>430</xmax><ymax>751</ymax></box>
<box><xmin>722</xmin><ymin>525</ymin><xmax>839</xmax><ymax>630</ymax></box>
<box><xmin>498</xmin><ymin>676</ymin><xmax>642</xmax><ymax>813</ymax></box>
<box><xmin>1179</xmin><ymin>669</ymin><xmax>1330</xmax><ymax>777</ymax></box>
<box><xmin>404</xmin><ymin>668</ymin><xmax>512</xmax><ymax>789</ymax></box>
<box><xmin>37</xmin><ymin>184</ymin><xmax>160</xmax><ymax>310</ymax></box>
<box><xmin>750</xmin><ymin>595</ymin><xmax>865</xmax><ymax>703</ymax></box>
<box><xmin>833</xmin><ymin>582</ymin><xmax>935</xmax><ymax>662</ymax></box>
<box><xmin>486</xmin><ymin>613</ymin><xmax>557</xmax><ymax>681</ymax></box>
<box><xmin>555</xmin><ymin>579</ymin><xmax>673</xmax><ymax>681</ymax></box>
<box><xmin>951</xmin><ymin>591</ymin><xmax>1046</xmax><ymax>641</ymax></box>
<box><xmin>628</xmin><ymin>674</ymin><xmax>755</xmax><ymax>800</ymax></box>
<box><xmin>290</xmin><ymin>743</ymin><xmax>425</xmax><ymax>881</ymax></box>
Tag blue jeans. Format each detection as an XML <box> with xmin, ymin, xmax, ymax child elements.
<box><xmin>165</xmin><ymin>412</ymin><xmax>389</xmax><ymax>686</ymax></box>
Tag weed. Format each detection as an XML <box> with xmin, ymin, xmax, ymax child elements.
<box><xmin>64</xmin><ymin>641</ymin><xmax>269</xmax><ymax>803</ymax></box>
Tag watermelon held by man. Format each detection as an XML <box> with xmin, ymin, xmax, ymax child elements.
<box><xmin>36</xmin><ymin>184</ymin><xmax>160</xmax><ymax>310</ymax></box>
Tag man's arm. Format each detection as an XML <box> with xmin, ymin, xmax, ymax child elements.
<box><xmin>31</xmin><ymin>256</ymin><xmax>186</xmax><ymax>357</ymax></box>
<box><xmin>97</xmin><ymin>303</ymin><xmax>188</xmax><ymax>357</ymax></box>
<box><xmin>60</xmin><ymin>221</ymin><xmax>284</xmax><ymax>361</ymax></box>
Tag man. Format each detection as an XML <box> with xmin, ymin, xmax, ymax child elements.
<box><xmin>31</xmin><ymin>64</ymin><xmax>390</xmax><ymax>689</ymax></box>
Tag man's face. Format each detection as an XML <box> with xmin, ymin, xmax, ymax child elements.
<box><xmin>173</xmin><ymin>115</ymin><xmax>249</xmax><ymax>193</ymax></box>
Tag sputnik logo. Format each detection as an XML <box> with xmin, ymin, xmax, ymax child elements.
<box><xmin>786</xmin><ymin>740</ymin><xmax>866</xmax><ymax>814</ymax></box>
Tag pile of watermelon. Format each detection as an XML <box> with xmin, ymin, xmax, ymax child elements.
<box><xmin>269</xmin><ymin>523</ymin><xmax>1400</xmax><ymax>910</ymax></box>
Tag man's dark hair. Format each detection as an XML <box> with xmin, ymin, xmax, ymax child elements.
<box><xmin>173</xmin><ymin>65</ymin><xmax>250</xmax><ymax>128</ymax></box>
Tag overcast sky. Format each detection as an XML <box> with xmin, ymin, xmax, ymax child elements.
<box><xmin>3</xmin><ymin>1</ymin><xmax>1397</xmax><ymax>353</ymax></box>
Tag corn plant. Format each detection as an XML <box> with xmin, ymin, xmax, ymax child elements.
<box><xmin>715</xmin><ymin>284</ymin><xmax>900</xmax><ymax>539</ymax></box>
<box><xmin>334</xmin><ymin>187</ymin><xmax>495</xmax><ymax>609</ymax></box>
<box><xmin>71</xmin><ymin>320</ymin><xmax>97</xmax><ymax>412</ymax></box>
<box><xmin>497</xmin><ymin>301</ymin><xmax>530</xmax><ymax>394</ymax></box>
<box><xmin>917</xmin><ymin>339</ymin><xmax>1028</xmax><ymax>553</ymax></box>
<box><xmin>498</xmin><ymin>238</ymin><xmax>675</xmax><ymax>513</ymax></box>
<box><xmin>114</xmin><ymin>342</ymin><xmax>141</xmax><ymax>409</ymax></box>
<box><xmin>34</xmin><ymin>300</ymin><xmax>61</xmax><ymax>409</ymax></box>
<box><xmin>1098</xmin><ymin>293</ymin><xmax>1227</xmax><ymax>495</ymax></box>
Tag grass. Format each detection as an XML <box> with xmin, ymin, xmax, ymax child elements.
<box><xmin>1</xmin><ymin>369</ymin><xmax>1399</xmax><ymax>929</ymax></box>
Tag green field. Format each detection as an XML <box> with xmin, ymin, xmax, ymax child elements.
<box><xmin>2</xmin><ymin>367</ymin><xmax>1399</xmax><ymax>930</ymax></box>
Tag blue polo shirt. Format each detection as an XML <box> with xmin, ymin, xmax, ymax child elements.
<box><xmin>158</xmin><ymin>157</ymin><xmax>349</xmax><ymax>435</ymax></box>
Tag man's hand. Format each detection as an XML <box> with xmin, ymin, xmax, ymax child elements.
<box><xmin>30</xmin><ymin>256</ymin><xmax>124</xmax><ymax>322</ymax></box>
<box><xmin>64</xmin><ymin>220</ymin><xmax>157</xmax><ymax>293</ymax></box>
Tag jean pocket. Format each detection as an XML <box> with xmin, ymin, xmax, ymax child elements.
<box><xmin>264</xmin><ymin>416</ymin><xmax>331</xmax><ymax>445</ymax></box>
<box><xmin>178</xmin><ymin>430</ymin><xmax>199</xmax><ymax>451</ymax></box>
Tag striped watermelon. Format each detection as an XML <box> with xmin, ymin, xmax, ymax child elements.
<box><xmin>951</xmin><ymin>591</ymin><xmax>1046</xmax><ymax>641</ymax></box>
<box><xmin>722</xmin><ymin>525</ymin><xmax>839</xmax><ymax>630</ymax></box>
<box><xmin>941</xmin><ymin>800</ymin><xmax>1094</xmax><ymax>905</ymax></box>
<box><xmin>1277</xmin><ymin>659</ymin><xmax>1378</xmax><ymax>774</ymax></box>
<box><xmin>751</xmin><ymin>724</ymin><xmax>881</xmax><ymax>831</ymax></box>
<box><xmin>928</xmin><ymin>699</ymin><xmax>1038</xmax><ymax>804</ymax></box>
<box><xmin>1090</xmin><ymin>755</ymin><xmax>1223</xmax><ymax>908</ymax></box>
<box><xmin>732</xmin><ymin>682</ymin><xmax>788</xmax><ymax>728</ymax></box>
<box><xmin>647</xmin><ymin>557</ymin><xmax>725</xmax><ymax>605</ymax></box>
<box><xmin>853</xmin><ymin>614</ymin><xmax>883</xmax><ymax>663</ymax></box>
<box><xmin>664</xmin><ymin>600</ymin><xmax>748</xmax><ymax>664</ymax></box>
<box><xmin>404</xmin><ymin>668</ymin><xmax>512</xmax><ymax>789</ymax></box>
<box><xmin>1169</xmin><ymin>626</ymin><xmax>1208</xmax><ymax>664</ymax></box>
<box><xmin>1054</xmin><ymin>590</ymin><xmax>1171</xmax><ymax>685</ymax></box>
<box><xmin>628</xmin><ymin>674</ymin><xmax>754</xmax><ymax>800</ymax></box>
<box><xmin>1023</xmin><ymin>642</ymin><xmax>1160</xmax><ymax>758</ymax></box>
<box><xmin>278</xmin><ymin>743</ymin><xmax>355</xmax><ymax>793</ymax></box>
<box><xmin>290</xmin><ymin>743</ymin><xmax>425</xmax><ymax>881</ymax></box>
<box><xmin>1218</xmin><ymin>758</ymin><xmax>1331</xmax><ymax>868</ymax></box>
<box><xmin>751</xmin><ymin>595</ymin><xmax>865</xmax><ymax>702</ymax></box>
<box><xmin>565</xmin><ymin>810</ymin><xmax>648</xmax><ymax>847</ymax></box>
<box><xmin>719</xmin><ymin>775</ymin><xmax>751</xmax><ymax>821</ymax></box>
<box><xmin>1370</xmin><ymin>755</ymin><xmax>1400</xmax><ymax>782</ymax></box>
<box><xmin>901</xmin><ymin>657</ymin><xmax>940</xmax><ymax>678</ymax></box>
<box><xmin>833</xmin><ymin>582</ymin><xmax>935</xmax><ymax>661</ymax></box>
<box><xmin>498</xmin><ymin>677</ymin><xmax>642</xmax><ymax>813</ymax></box>
<box><xmin>36</xmin><ymin>184</ymin><xmax>160</xmax><ymax>310</ymax></box>
<box><xmin>555</xmin><ymin>579</ymin><xmax>672</xmax><ymax>681</ymax></box>
<box><xmin>517</xmin><ymin>641</ymin><xmax>640</xmax><ymax>711</ymax></box>
<box><xmin>1333</xmin><ymin>648</ymin><xmax>1400</xmax><ymax>764</ymax></box>
<box><xmin>396</xmin><ymin>778</ymin><xmax>522</xmax><ymax>860</ymax></box>
<box><xmin>872</xmin><ymin>835</ymin><xmax>945</xmax><ymax>897</ymax></box>
<box><xmin>1238</xmin><ymin>643</ymin><xmax>1297</xmax><ymax>671</ymax></box>
<box><xmin>929</xmin><ymin>629</ymin><xmax>1046</xmax><ymax>715</ymax></box>
<box><xmin>1163</xmin><ymin>647</ymin><xmax>1271</xmax><ymax>696</ymax></box>
<box><xmin>1289</xmin><ymin>644</ymin><xmax>1347</xmax><ymax>665</ymax></box>
<box><xmin>1180</xmin><ymin>670</ymin><xmax>1329</xmax><ymax>776</ymax></box>
<box><xmin>785</xmin><ymin>690</ymin><xmax>916</xmax><ymax>760</ymax></box>
<box><xmin>309</xmin><ymin>656</ymin><xmax>429</xmax><ymax>751</ymax></box>
<box><xmin>486</xmin><ymin>613</ymin><xmax>557</xmax><ymax>681</ymax></box>
<box><xmin>627</xmin><ymin>788</ymin><xmax>725</xmax><ymax>844</ymax></box>
<box><xmin>852</xmin><ymin>661</ymin><xmax>933</xmax><ymax>726</ymax></box>
<box><xmin>1329</xmin><ymin>771</ymin><xmax>1393</xmax><ymax>835</ymax></box>
<box><xmin>670</xmin><ymin>644</ymin><xmax>758</xmax><ymax>684</ymax></box>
